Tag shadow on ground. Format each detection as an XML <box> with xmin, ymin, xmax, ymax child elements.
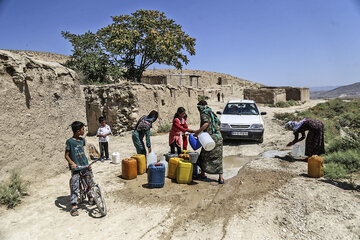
<box><xmin>320</xmin><ymin>179</ymin><xmax>360</xmax><ymax>192</ymax></box>
<box><xmin>223</xmin><ymin>139</ymin><xmax>259</xmax><ymax>146</ymax></box>
<box><xmin>275</xmin><ymin>154</ymin><xmax>306</xmax><ymax>163</ymax></box>
<box><xmin>55</xmin><ymin>195</ymin><xmax>104</xmax><ymax>218</ymax></box>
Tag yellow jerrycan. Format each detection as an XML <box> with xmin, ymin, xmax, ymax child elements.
<box><xmin>308</xmin><ymin>155</ymin><xmax>324</xmax><ymax>178</ymax></box>
<box><xmin>182</xmin><ymin>150</ymin><xmax>191</xmax><ymax>154</ymax></box>
<box><xmin>176</xmin><ymin>159</ymin><xmax>193</xmax><ymax>184</ymax></box>
<box><xmin>131</xmin><ymin>154</ymin><xmax>146</xmax><ymax>175</ymax></box>
<box><xmin>168</xmin><ymin>157</ymin><xmax>181</xmax><ymax>179</ymax></box>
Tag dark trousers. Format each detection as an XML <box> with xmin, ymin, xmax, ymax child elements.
<box><xmin>99</xmin><ymin>142</ymin><xmax>109</xmax><ymax>159</ymax></box>
<box><xmin>170</xmin><ymin>141</ymin><xmax>182</xmax><ymax>155</ymax></box>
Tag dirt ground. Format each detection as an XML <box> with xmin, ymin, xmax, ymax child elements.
<box><xmin>1</xmin><ymin>99</ymin><xmax>359</xmax><ymax>240</ymax></box>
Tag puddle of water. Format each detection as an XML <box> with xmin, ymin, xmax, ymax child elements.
<box><xmin>262</xmin><ymin>150</ymin><xmax>289</xmax><ymax>158</ymax></box>
<box><xmin>207</xmin><ymin>155</ymin><xmax>252</xmax><ymax>180</ymax></box>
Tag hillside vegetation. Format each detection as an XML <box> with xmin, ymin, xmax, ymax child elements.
<box><xmin>274</xmin><ymin>98</ymin><xmax>360</xmax><ymax>181</ymax></box>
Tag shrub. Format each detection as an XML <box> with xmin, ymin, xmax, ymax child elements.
<box><xmin>326</xmin><ymin>129</ymin><xmax>360</xmax><ymax>153</ymax></box>
<box><xmin>273</xmin><ymin>112</ymin><xmax>298</xmax><ymax>122</ymax></box>
<box><xmin>0</xmin><ymin>170</ymin><xmax>28</xmax><ymax>208</ymax></box>
<box><xmin>157</xmin><ymin>124</ymin><xmax>172</xmax><ymax>133</ymax></box>
<box><xmin>324</xmin><ymin>149</ymin><xmax>360</xmax><ymax>174</ymax></box>
<box><xmin>323</xmin><ymin>162</ymin><xmax>348</xmax><ymax>180</ymax></box>
<box><xmin>150</xmin><ymin>131</ymin><xmax>157</xmax><ymax>136</ymax></box>
<box><xmin>197</xmin><ymin>95</ymin><xmax>209</xmax><ymax>102</ymax></box>
<box><xmin>268</xmin><ymin>100</ymin><xmax>302</xmax><ymax>108</ymax></box>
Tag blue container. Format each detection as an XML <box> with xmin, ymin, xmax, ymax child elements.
<box><xmin>148</xmin><ymin>163</ymin><xmax>165</xmax><ymax>188</ymax></box>
<box><xmin>189</xmin><ymin>134</ymin><xmax>202</xmax><ymax>150</ymax></box>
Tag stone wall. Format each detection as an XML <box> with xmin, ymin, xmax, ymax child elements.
<box><xmin>83</xmin><ymin>83</ymin><xmax>200</xmax><ymax>136</ymax></box>
<box><xmin>243</xmin><ymin>88</ymin><xmax>287</xmax><ymax>104</ymax></box>
<box><xmin>0</xmin><ymin>50</ymin><xmax>86</xmax><ymax>181</ymax></box>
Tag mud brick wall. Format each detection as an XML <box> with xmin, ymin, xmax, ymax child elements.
<box><xmin>83</xmin><ymin>83</ymin><xmax>200</xmax><ymax>136</ymax></box>
<box><xmin>243</xmin><ymin>88</ymin><xmax>286</xmax><ymax>104</ymax></box>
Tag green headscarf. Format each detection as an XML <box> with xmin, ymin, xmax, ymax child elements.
<box><xmin>198</xmin><ymin>105</ymin><xmax>220</xmax><ymax>135</ymax></box>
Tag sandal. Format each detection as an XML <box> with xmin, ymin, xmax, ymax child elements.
<box><xmin>70</xmin><ymin>208</ymin><xmax>79</xmax><ymax>216</ymax></box>
<box><xmin>218</xmin><ymin>179</ymin><xmax>225</xmax><ymax>184</ymax></box>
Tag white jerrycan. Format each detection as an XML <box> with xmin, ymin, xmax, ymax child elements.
<box><xmin>198</xmin><ymin>132</ymin><xmax>216</xmax><ymax>151</ymax></box>
<box><xmin>147</xmin><ymin>151</ymin><xmax>158</xmax><ymax>168</ymax></box>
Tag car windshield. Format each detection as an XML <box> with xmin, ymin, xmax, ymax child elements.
<box><xmin>223</xmin><ymin>103</ymin><xmax>259</xmax><ymax>115</ymax></box>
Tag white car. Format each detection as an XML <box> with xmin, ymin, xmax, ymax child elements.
<box><xmin>217</xmin><ymin>100</ymin><xmax>266</xmax><ymax>143</ymax></box>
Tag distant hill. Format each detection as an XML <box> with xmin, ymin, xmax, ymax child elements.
<box><xmin>311</xmin><ymin>82</ymin><xmax>360</xmax><ymax>99</ymax></box>
<box><xmin>309</xmin><ymin>86</ymin><xmax>339</xmax><ymax>92</ymax></box>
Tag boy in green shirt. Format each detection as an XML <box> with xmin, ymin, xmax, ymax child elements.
<box><xmin>65</xmin><ymin>121</ymin><xmax>93</xmax><ymax>216</ymax></box>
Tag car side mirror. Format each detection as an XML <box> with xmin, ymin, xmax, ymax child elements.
<box><xmin>261</xmin><ymin>112</ymin><xmax>267</xmax><ymax>115</ymax></box>
<box><xmin>216</xmin><ymin>111</ymin><xmax>222</xmax><ymax>115</ymax></box>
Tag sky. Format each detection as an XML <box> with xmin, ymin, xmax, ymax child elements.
<box><xmin>1</xmin><ymin>0</ymin><xmax>360</xmax><ymax>87</ymax></box>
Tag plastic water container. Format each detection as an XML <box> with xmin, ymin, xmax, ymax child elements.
<box><xmin>198</xmin><ymin>132</ymin><xmax>216</xmax><ymax>151</ymax></box>
<box><xmin>188</xmin><ymin>151</ymin><xmax>199</xmax><ymax>164</ymax></box>
<box><xmin>147</xmin><ymin>151</ymin><xmax>157</xmax><ymax>168</ymax></box>
<box><xmin>159</xmin><ymin>156</ymin><xmax>168</xmax><ymax>176</ymax></box>
<box><xmin>164</xmin><ymin>153</ymin><xmax>178</xmax><ymax>162</ymax></box>
<box><xmin>168</xmin><ymin>157</ymin><xmax>181</xmax><ymax>179</ymax></box>
<box><xmin>112</xmin><ymin>152</ymin><xmax>120</xmax><ymax>164</ymax></box>
<box><xmin>182</xmin><ymin>150</ymin><xmax>191</xmax><ymax>154</ymax></box>
<box><xmin>189</xmin><ymin>134</ymin><xmax>202</xmax><ymax>150</ymax></box>
<box><xmin>176</xmin><ymin>159</ymin><xmax>193</xmax><ymax>184</ymax></box>
<box><xmin>131</xmin><ymin>154</ymin><xmax>146</xmax><ymax>175</ymax></box>
<box><xmin>148</xmin><ymin>163</ymin><xmax>166</xmax><ymax>188</ymax></box>
<box><xmin>122</xmin><ymin>158</ymin><xmax>137</xmax><ymax>180</ymax></box>
<box><xmin>308</xmin><ymin>155</ymin><xmax>323</xmax><ymax>178</ymax></box>
<box><xmin>292</xmin><ymin>141</ymin><xmax>305</xmax><ymax>157</ymax></box>
<box><xmin>179</xmin><ymin>154</ymin><xmax>190</xmax><ymax>160</ymax></box>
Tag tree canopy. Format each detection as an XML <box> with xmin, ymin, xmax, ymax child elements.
<box><xmin>61</xmin><ymin>31</ymin><xmax>112</xmax><ymax>83</ymax></box>
<box><xmin>62</xmin><ymin>10</ymin><xmax>196</xmax><ymax>83</ymax></box>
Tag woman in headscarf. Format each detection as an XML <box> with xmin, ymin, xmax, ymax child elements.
<box><xmin>285</xmin><ymin>118</ymin><xmax>325</xmax><ymax>160</ymax></box>
<box><xmin>194</xmin><ymin>100</ymin><xmax>224</xmax><ymax>184</ymax></box>
<box><xmin>132</xmin><ymin>110</ymin><xmax>158</xmax><ymax>155</ymax></box>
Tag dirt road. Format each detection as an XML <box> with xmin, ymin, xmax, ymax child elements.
<box><xmin>1</xmin><ymin>99</ymin><xmax>359</xmax><ymax>240</ymax></box>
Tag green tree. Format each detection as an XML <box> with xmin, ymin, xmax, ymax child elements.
<box><xmin>61</xmin><ymin>31</ymin><xmax>114</xmax><ymax>84</ymax></box>
<box><xmin>97</xmin><ymin>10</ymin><xmax>196</xmax><ymax>82</ymax></box>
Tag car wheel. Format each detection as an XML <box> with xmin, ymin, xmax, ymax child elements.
<box><xmin>258</xmin><ymin>136</ymin><xmax>263</xmax><ymax>143</ymax></box>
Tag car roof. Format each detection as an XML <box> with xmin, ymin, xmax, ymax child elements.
<box><xmin>227</xmin><ymin>99</ymin><xmax>255</xmax><ymax>104</ymax></box>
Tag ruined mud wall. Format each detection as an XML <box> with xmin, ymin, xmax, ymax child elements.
<box><xmin>0</xmin><ymin>50</ymin><xmax>86</xmax><ymax>182</ymax></box>
<box><xmin>143</xmin><ymin>69</ymin><xmax>263</xmax><ymax>89</ymax></box>
<box><xmin>261</xmin><ymin>87</ymin><xmax>310</xmax><ymax>102</ymax></box>
<box><xmin>83</xmin><ymin>83</ymin><xmax>199</xmax><ymax>136</ymax></box>
<box><xmin>243</xmin><ymin>88</ymin><xmax>286</xmax><ymax>104</ymax></box>
<box><xmin>284</xmin><ymin>87</ymin><xmax>310</xmax><ymax>101</ymax></box>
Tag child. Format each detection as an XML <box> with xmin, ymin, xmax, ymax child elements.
<box><xmin>132</xmin><ymin>110</ymin><xmax>158</xmax><ymax>155</ymax></box>
<box><xmin>169</xmin><ymin>107</ymin><xmax>194</xmax><ymax>154</ymax></box>
<box><xmin>65</xmin><ymin>121</ymin><xmax>93</xmax><ymax>216</ymax></box>
<box><xmin>96</xmin><ymin>116</ymin><xmax>112</xmax><ymax>161</ymax></box>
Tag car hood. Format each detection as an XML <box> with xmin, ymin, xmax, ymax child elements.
<box><xmin>220</xmin><ymin>114</ymin><xmax>263</xmax><ymax>125</ymax></box>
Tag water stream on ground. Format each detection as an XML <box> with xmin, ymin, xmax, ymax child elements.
<box><xmin>207</xmin><ymin>155</ymin><xmax>253</xmax><ymax>180</ymax></box>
